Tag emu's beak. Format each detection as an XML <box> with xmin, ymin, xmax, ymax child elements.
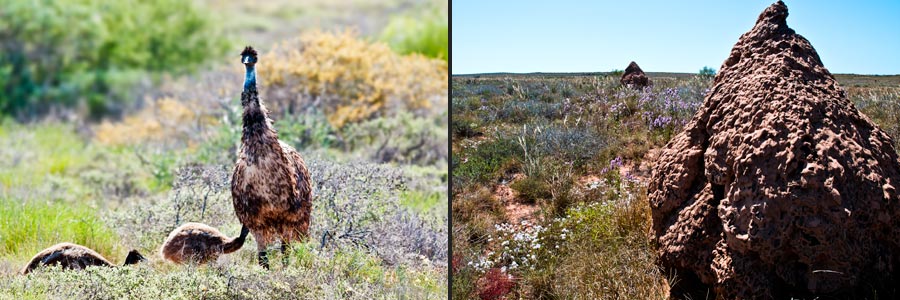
<box><xmin>242</xmin><ymin>56</ymin><xmax>251</xmax><ymax>64</ymax></box>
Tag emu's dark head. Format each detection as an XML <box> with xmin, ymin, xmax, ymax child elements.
<box><xmin>241</xmin><ymin>46</ymin><xmax>258</xmax><ymax>66</ymax></box>
<box><xmin>123</xmin><ymin>250</ymin><xmax>147</xmax><ymax>266</ymax></box>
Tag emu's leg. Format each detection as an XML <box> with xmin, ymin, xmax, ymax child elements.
<box><xmin>253</xmin><ymin>231</ymin><xmax>273</xmax><ymax>269</ymax></box>
<box><xmin>257</xmin><ymin>251</ymin><xmax>270</xmax><ymax>269</ymax></box>
<box><xmin>280</xmin><ymin>226</ymin><xmax>301</xmax><ymax>266</ymax></box>
<box><xmin>281</xmin><ymin>243</ymin><xmax>290</xmax><ymax>266</ymax></box>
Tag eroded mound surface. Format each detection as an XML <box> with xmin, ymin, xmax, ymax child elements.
<box><xmin>620</xmin><ymin>61</ymin><xmax>651</xmax><ymax>88</ymax></box>
<box><xmin>649</xmin><ymin>1</ymin><xmax>900</xmax><ymax>298</ymax></box>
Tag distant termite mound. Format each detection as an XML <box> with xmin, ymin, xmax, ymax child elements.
<box><xmin>620</xmin><ymin>61</ymin><xmax>651</xmax><ymax>88</ymax></box>
<box><xmin>649</xmin><ymin>1</ymin><xmax>900</xmax><ymax>298</ymax></box>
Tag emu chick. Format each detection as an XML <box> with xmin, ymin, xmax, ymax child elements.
<box><xmin>161</xmin><ymin>223</ymin><xmax>249</xmax><ymax>264</ymax></box>
<box><xmin>21</xmin><ymin>243</ymin><xmax>145</xmax><ymax>275</ymax></box>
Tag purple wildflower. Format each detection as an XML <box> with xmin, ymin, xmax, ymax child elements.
<box><xmin>650</xmin><ymin>115</ymin><xmax>673</xmax><ymax>130</ymax></box>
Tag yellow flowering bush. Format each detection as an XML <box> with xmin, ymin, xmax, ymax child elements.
<box><xmin>94</xmin><ymin>97</ymin><xmax>218</xmax><ymax>147</ymax></box>
<box><xmin>260</xmin><ymin>30</ymin><xmax>448</xmax><ymax>129</ymax></box>
<box><xmin>92</xmin><ymin>30</ymin><xmax>448</xmax><ymax>150</ymax></box>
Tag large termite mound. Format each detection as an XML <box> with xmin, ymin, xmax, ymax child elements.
<box><xmin>648</xmin><ymin>1</ymin><xmax>900</xmax><ymax>298</ymax></box>
<box><xmin>620</xmin><ymin>61</ymin><xmax>652</xmax><ymax>88</ymax></box>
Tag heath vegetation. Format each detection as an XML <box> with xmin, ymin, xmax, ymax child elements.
<box><xmin>0</xmin><ymin>0</ymin><xmax>447</xmax><ymax>299</ymax></box>
<box><xmin>451</xmin><ymin>72</ymin><xmax>900</xmax><ymax>299</ymax></box>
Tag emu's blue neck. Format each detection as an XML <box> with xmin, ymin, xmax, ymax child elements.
<box><xmin>243</xmin><ymin>65</ymin><xmax>257</xmax><ymax>91</ymax></box>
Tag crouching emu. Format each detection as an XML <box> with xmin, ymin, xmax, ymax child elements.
<box><xmin>21</xmin><ymin>243</ymin><xmax>145</xmax><ymax>274</ymax></box>
<box><xmin>160</xmin><ymin>223</ymin><xmax>250</xmax><ymax>264</ymax></box>
<box><xmin>232</xmin><ymin>46</ymin><xmax>313</xmax><ymax>268</ymax></box>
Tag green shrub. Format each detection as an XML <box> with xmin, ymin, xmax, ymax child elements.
<box><xmin>561</xmin><ymin>86</ymin><xmax>575</xmax><ymax>98</ymax></box>
<box><xmin>0</xmin><ymin>0</ymin><xmax>227</xmax><ymax>118</ymax></box>
<box><xmin>452</xmin><ymin>115</ymin><xmax>483</xmax><ymax>138</ymax></box>
<box><xmin>275</xmin><ymin>112</ymin><xmax>339</xmax><ymax>150</ymax></box>
<box><xmin>342</xmin><ymin>111</ymin><xmax>448</xmax><ymax>165</ymax></box>
<box><xmin>451</xmin><ymin>187</ymin><xmax>503</xmax><ymax>246</ymax></box>
<box><xmin>510</xmin><ymin>176</ymin><xmax>551</xmax><ymax>204</ymax></box>
<box><xmin>452</xmin><ymin>138</ymin><xmax>520</xmax><ymax>186</ymax></box>
<box><xmin>379</xmin><ymin>7</ymin><xmax>448</xmax><ymax>61</ymax></box>
<box><xmin>400</xmin><ymin>190</ymin><xmax>446</xmax><ymax>220</ymax></box>
<box><xmin>543</xmin><ymin>200</ymin><xmax>667</xmax><ymax>299</ymax></box>
<box><xmin>699</xmin><ymin>66</ymin><xmax>717</xmax><ymax>78</ymax></box>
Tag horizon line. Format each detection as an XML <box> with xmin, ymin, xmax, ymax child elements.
<box><xmin>451</xmin><ymin>71</ymin><xmax>900</xmax><ymax>77</ymax></box>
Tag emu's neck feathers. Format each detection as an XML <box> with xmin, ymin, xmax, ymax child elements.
<box><xmin>240</xmin><ymin>92</ymin><xmax>274</xmax><ymax>140</ymax></box>
<box><xmin>240</xmin><ymin>64</ymin><xmax>277</xmax><ymax>148</ymax></box>
<box><xmin>243</xmin><ymin>65</ymin><xmax>257</xmax><ymax>91</ymax></box>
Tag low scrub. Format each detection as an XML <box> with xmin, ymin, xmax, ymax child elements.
<box><xmin>462</xmin><ymin>179</ymin><xmax>667</xmax><ymax>299</ymax></box>
<box><xmin>0</xmin><ymin>243</ymin><xmax>444</xmax><ymax>299</ymax></box>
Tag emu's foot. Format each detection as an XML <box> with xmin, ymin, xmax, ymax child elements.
<box><xmin>258</xmin><ymin>251</ymin><xmax>270</xmax><ymax>269</ymax></box>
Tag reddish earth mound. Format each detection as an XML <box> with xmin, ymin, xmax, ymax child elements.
<box><xmin>620</xmin><ymin>61</ymin><xmax>652</xmax><ymax>88</ymax></box>
<box><xmin>648</xmin><ymin>1</ymin><xmax>900</xmax><ymax>298</ymax></box>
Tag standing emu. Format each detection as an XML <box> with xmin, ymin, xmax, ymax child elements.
<box><xmin>21</xmin><ymin>243</ymin><xmax>145</xmax><ymax>274</ymax></box>
<box><xmin>160</xmin><ymin>223</ymin><xmax>250</xmax><ymax>264</ymax></box>
<box><xmin>232</xmin><ymin>46</ymin><xmax>313</xmax><ymax>268</ymax></box>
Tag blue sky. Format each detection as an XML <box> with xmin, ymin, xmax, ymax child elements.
<box><xmin>452</xmin><ymin>1</ymin><xmax>900</xmax><ymax>75</ymax></box>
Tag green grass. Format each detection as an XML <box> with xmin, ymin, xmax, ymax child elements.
<box><xmin>0</xmin><ymin>197</ymin><xmax>121</xmax><ymax>265</ymax></box>
<box><xmin>0</xmin><ymin>121</ymin><xmax>178</xmax><ymax>267</ymax></box>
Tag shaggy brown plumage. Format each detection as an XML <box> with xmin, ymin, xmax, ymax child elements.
<box><xmin>160</xmin><ymin>223</ymin><xmax>249</xmax><ymax>264</ymax></box>
<box><xmin>232</xmin><ymin>46</ymin><xmax>313</xmax><ymax>268</ymax></box>
<box><xmin>20</xmin><ymin>243</ymin><xmax>145</xmax><ymax>275</ymax></box>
